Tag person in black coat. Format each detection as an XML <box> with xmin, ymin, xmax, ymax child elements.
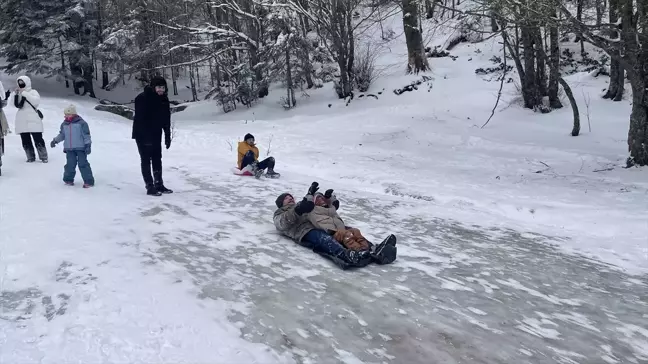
<box><xmin>133</xmin><ymin>76</ymin><xmax>173</xmax><ymax>196</ymax></box>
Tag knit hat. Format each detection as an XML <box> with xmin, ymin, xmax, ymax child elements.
<box><xmin>275</xmin><ymin>193</ymin><xmax>293</xmax><ymax>208</ymax></box>
<box><xmin>64</xmin><ymin>104</ymin><xmax>77</xmax><ymax>116</ymax></box>
<box><xmin>313</xmin><ymin>192</ymin><xmax>327</xmax><ymax>206</ymax></box>
<box><xmin>244</xmin><ymin>133</ymin><xmax>255</xmax><ymax>142</ymax></box>
<box><xmin>150</xmin><ymin>76</ymin><xmax>167</xmax><ymax>88</ymax></box>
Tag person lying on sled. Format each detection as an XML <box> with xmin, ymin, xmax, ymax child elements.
<box><xmin>304</xmin><ymin>182</ymin><xmax>396</xmax><ymax>265</ymax></box>
<box><xmin>237</xmin><ymin>133</ymin><xmax>279</xmax><ymax>178</ymax></box>
<box><xmin>273</xmin><ymin>184</ymin><xmax>396</xmax><ymax>269</ymax></box>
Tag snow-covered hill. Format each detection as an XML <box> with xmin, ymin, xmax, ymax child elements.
<box><xmin>1</xmin><ymin>8</ymin><xmax>647</xmax><ymax>364</ymax></box>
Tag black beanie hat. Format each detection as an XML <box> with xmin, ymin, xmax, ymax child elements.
<box><xmin>275</xmin><ymin>193</ymin><xmax>292</xmax><ymax>208</ymax></box>
<box><xmin>150</xmin><ymin>76</ymin><xmax>168</xmax><ymax>88</ymax></box>
<box><xmin>244</xmin><ymin>133</ymin><xmax>254</xmax><ymax>141</ymax></box>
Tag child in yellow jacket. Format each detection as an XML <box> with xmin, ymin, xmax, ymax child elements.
<box><xmin>237</xmin><ymin>133</ymin><xmax>279</xmax><ymax>178</ymax></box>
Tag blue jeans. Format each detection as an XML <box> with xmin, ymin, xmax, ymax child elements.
<box><xmin>64</xmin><ymin>150</ymin><xmax>94</xmax><ymax>184</ymax></box>
<box><xmin>301</xmin><ymin>229</ymin><xmax>345</xmax><ymax>257</ymax></box>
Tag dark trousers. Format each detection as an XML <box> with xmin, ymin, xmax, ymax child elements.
<box><xmin>21</xmin><ymin>132</ymin><xmax>47</xmax><ymax>161</ymax></box>
<box><xmin>136</xmin><ymin>140</ymin><xmax>163</xmax><ymax>187</ymax></box>
<box><xmin>301</xmin><ymin>229</ymin><xmax>346</xmax><ymax>258</ymax></box>
<box><xmin>241</xmin><ymin>150</ymin><xmax>274</xmax><ymax>170</ymax></box>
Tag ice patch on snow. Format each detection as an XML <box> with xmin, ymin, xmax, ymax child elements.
<box><xmin>516</xmin><ymin>317</ymin><xmax>561</xmax><ymax>340</ymax></box>
<box><xmin>497</xmin><ymin>278</ymin><xmax>582</xmax><ymax>306</ymax></box>
<box><xmin>467</xmin><ymin>307</ymin><xmax>487</xmax><ymax>316</ymax></box>
<box><xmin>334</xmin><ymin>349</ymin><xmax>364</xmax><ymax>364</ymax></box>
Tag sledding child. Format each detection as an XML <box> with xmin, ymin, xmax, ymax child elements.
<box><xmin>237</xmin><ymin>133</ymin><xmax>280</xmax><ymax>178</ymax></box>
<box><xmin>50</xmin><ymin>105</ymin><xmax>95</xmax><ymax>187</ymax></box>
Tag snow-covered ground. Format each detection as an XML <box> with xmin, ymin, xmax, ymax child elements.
<box><xmin>2</xmin><ymin>12</ymin><xmax>648</xmax><ymax>364</ymax></box>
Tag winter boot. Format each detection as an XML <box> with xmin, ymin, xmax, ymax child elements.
<box><xmin>265</xmin><ymin>167</ymin><xmax>280</xmax><ymax>178</ymax></box>
<box><xmin>157</xmin><ymin>185</ymin><xmax>173</xmax><ymax>194</ymax></box>
<box><xmin>65</xmin><ymin>182</ymin><xmax>74</xmax><ymax>186</ymax></box>
<box><xmin>342</xmin><ymin>249</ymin><xmax>372</xmax><ymax>267</ymax></box>
<box><xmin>83</xmin><ymin>183</ymin><xmax>93</xmax><ymax>188</ymax></box>
<box><xmin>153</xmin><ymin>170</ymin><xmax>173</xmax><ymax>194</ymax></box>
<box><xmin>146</xmin><ymin>184</ymin><xmax>162</xmax><ymax>196</ymax></box>
<box><xmin>36</xmin><ymin>145</ymin><xmax>48</xmax><ymax>163</ymax></box>
<box><xmin>371</xmin><ymin>234</ymin><xmax>397</xmax><ymax>265</ymax></box>
<box><xmin>265</xmin><ymin>158</ymin><xmax>280</xmax><ymax>178</ymax></box>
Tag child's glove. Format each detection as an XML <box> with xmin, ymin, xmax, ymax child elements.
<box><xmin>50</xmin><ymin>140</ymin><xmax>56</xmax><ymax>148</ymax></box>
<box><xmin>85</xmin><ymin>144</ymin><xmax>91</xmax><ymax>155</ymax></box>
<box><xmin>308</xmin><ymin>182</ymin><xmax>319</xmax><ymax>196</ymax></box>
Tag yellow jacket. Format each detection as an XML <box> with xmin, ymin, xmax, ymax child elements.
<box><xmin>238</xmin><ymin>141</ymin><xmax>259</xmax><ymax>169</ymax></box>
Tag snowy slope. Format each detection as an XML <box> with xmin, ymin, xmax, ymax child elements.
<box><xmin>1</xmin><ymin>8</ymin><xmax>648</xmax><ymax>364</ymax></box>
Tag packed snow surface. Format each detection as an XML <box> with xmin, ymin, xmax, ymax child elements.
<box><xmin>1</xmin><ymin>26</ymin><xmax>647</xmax><ymax>364</ymax></box>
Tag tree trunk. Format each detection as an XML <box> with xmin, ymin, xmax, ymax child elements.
<box><xmin>603</xmin><ymin>0</ymin><xmax>624</xmax><ymax>101</ymax></box>
<box><xmin>521</xmin><ymin>26</ymin><xmax>539</xmax><ymax>109</ymax></box>
<box><xmin>97</xmin><ymin>0</ymin><xmax>109</xmax><ymax>89</ymax></box>
<box><xmin>338</xmin><ymin>57</ymin><xmax>352</xmax><ymax>98</ymax></box>
<box><xmin>82</xmin><ymin>60</ymin><xmax>96</xmax><ymax>98</ymax></box>
<box><xmin>548</xmin><ymin>18</ymin><xmax>562</xmax><ymax>108</ymax></box>
<box><xmin>576</xmin><ymin>0</ymin><xmax>585</xmax><ymax>54</ymax></box>
<box><xmin>285</xmin><ymin>45</ymin><xmax>296</xmax><ymax>108</ymax></box>
<box><xmin>627</xmin><ymin>81</ymin><xmax>648</xmax><ymax>165</ymax></box>
<box><xmin>533</xmin><ymin>29</ymin><xmax>547</xmax><ymax>101</ymax></box>
<box><xmin>71</xmin><ymin>62</ymin><xmax>82</xmax><ymax>95</ymax></box>
<box><xmin>624</xmin><ymin>0</ymin><xmax>648</xmax><ymax>165</ymax></box>
<box><xmin>59</xmin><ymin>38</ymin><xmax>69</xmax><ymax>89</ymax></box>
<box><xmin>490</xmin><ymin>12</ymin><xmax>499</xmax><ymax>32</ymax></box>
<box><xmin>595</xmin><ymin>0</ymin><xmax>605</xmax><ymax>26</ymax></box>
<box><xmin>558</xmin><ymin>77</ymin><xmax>579</xmax><ymax>136</ymax></box>
<box><xmin>346</xmin><ymin>7</ymin><xmax>355</xmax><ymax>92</ymax></box>
<box><xmin>101</xmin><ymin>65</ymin><xmax>109</xmax><ymax>90</ymax></box>
<box><xmin>425</xmin><ymin>0</ymin><xmax>435</xmax><ymax>19</ymax></box>
<box><xmin>403</xmin><ymin>0</ymin><xmax>430</xmax><ymax>74</ymax></box>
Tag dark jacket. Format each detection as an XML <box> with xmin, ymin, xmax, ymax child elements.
<box><xmin>132</xmin><ymin>78</ymin><xmax>171</xmax><ymax>142</ymax></box>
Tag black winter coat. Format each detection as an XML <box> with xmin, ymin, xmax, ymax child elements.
<box><xmin>132</xmin><ymin>86</ymin><xmax>171</xmax><ymax>142</ymax></box>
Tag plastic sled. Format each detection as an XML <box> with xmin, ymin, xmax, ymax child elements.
<box><xmin>232</xmin><ymin>165</ymin><xmax>255</xmax><ymax>176</ymax></box>
<box><xmin>232</xmin><ymin>165</ymin><xmax>281</xmax><ymax>179</ymax></box>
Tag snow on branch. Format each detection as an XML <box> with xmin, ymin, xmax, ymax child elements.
<box><xmin>142</xmin><ymin>46</ymin><xmax>245</xmax><ymax>71</ymax></box>
<box><xmin>211</xmin><ymin>0</ymin><xmax>261</xmax><ymax>28</ymax></box>
<box><xmin>153</xmin><ymin>21</ymin><xmax>259</xmax><ymax>49</ymax></box>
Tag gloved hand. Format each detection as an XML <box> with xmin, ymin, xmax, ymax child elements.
<box><xmin>165</xmin><ymin>134</ymin><xmax>171</xmax><ymax>149</ymax></box>
<box><xmin>294</xmin><ymin>197</ymin><xmax>315</xmax><ymax>215</ymax></box>
<box><xmin>50</xmin><ymin>140</ymin><xmax>57</xmax><ymax>148</ymax></box>
<box><xmin>85</xmin><ymin>144</ymin><xmax>91</xmax><ymax>155</ymax></box>
<box><xmin>324</xmin><ymin>189</ymin><xmax>334</xmax><ymax>199</ymax></box>
<box><xmin>308</xmin><ymin>181</ymin><xmax>319</xmax><ymax>196</ymax></box>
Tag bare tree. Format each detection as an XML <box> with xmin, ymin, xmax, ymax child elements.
<box><xmin>402</xmin><ymin>0</ymin><xmax>430</xmax><ymax>74</ymax></box>
<box><xmin>559</xmin><ymin>1</ymin><xmax>648</xmax><ymax>165</ymax></box>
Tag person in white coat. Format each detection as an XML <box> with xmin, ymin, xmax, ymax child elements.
<box><xmin>14</xmin><ymin>75</ymin><xmax>47</xmax><ymax>163</ymax></box>
<box><xmin>0</xmin><ymin>80</ymin><xmax>9</xmax><ymax>175</ymax></box>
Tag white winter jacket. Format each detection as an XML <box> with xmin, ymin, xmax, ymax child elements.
<box><xmin>13</xmin><ymin>76</ymin><xmax>43</xmax><ymax>134</ymax></box>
